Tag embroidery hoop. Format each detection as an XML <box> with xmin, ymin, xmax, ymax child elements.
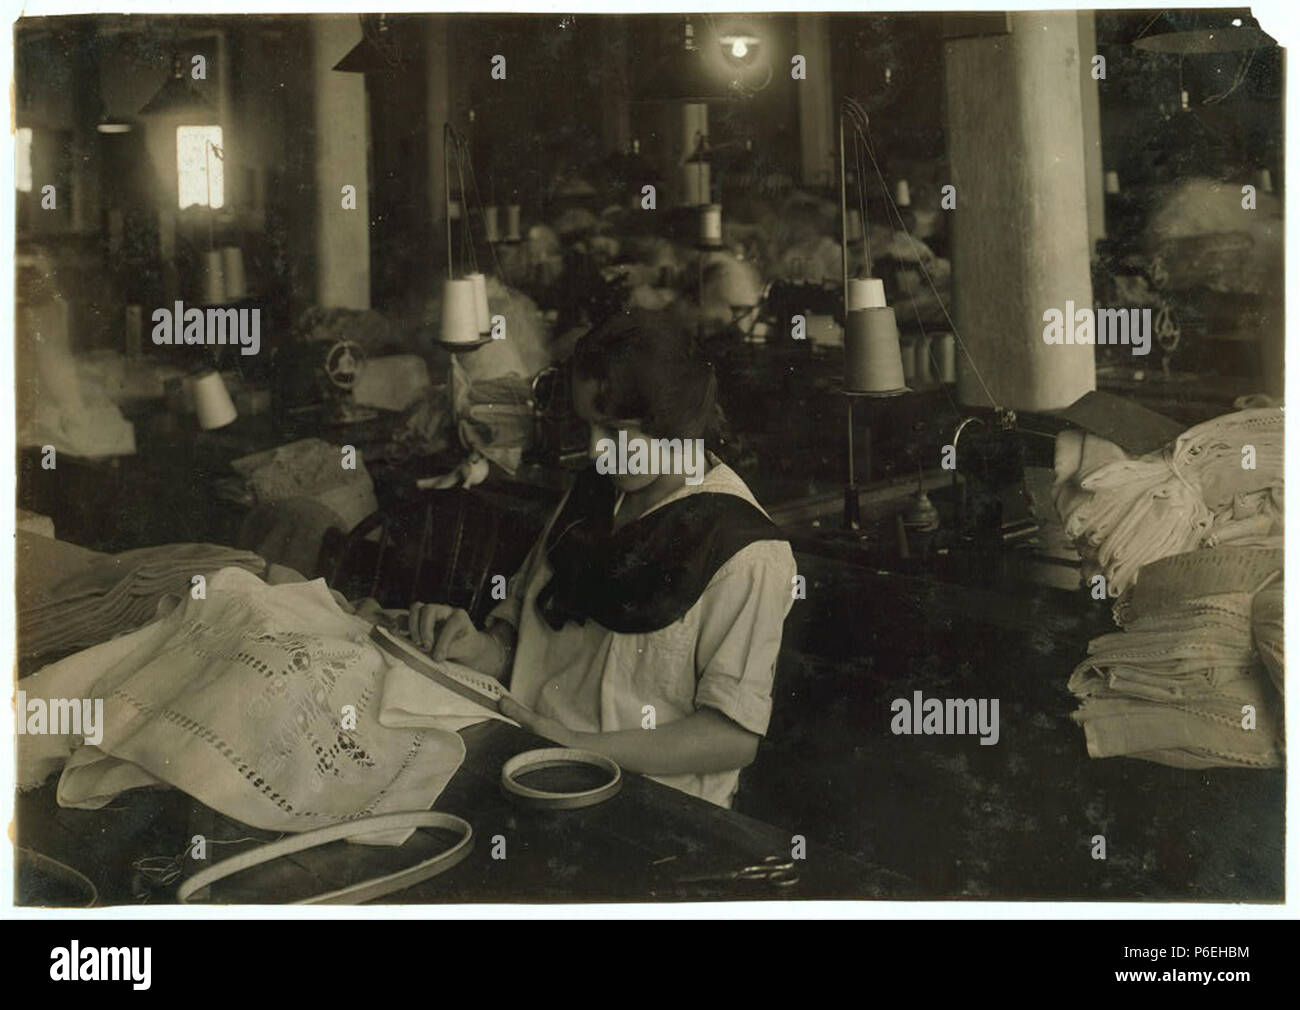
<box><xmin>176</xmin><ymin>811</ymin><xmax>474</xmax><ymax>905</ymax></box>
<box><xmin>500</xmin><ymin>748</ymin><xmax>622</xmax><ymax>810</ymax></box>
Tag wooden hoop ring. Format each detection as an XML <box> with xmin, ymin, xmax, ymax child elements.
<box><xmin>176</xmin><ymin>811</ymin><xmax>474</xmax><ymax>905</ymax></box>
<box><xmin>500</xmin><ymin>748</ymin><xmax>622</xmax><ymax>810</ymax></box>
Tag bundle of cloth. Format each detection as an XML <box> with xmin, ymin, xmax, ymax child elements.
<box><xmin>231</xmin><ymin>438</ymin><xmax>379</xmax><ymax>544</ymax></box>
<box><xmin>19</xmin><ymin>567</ymin><xmax>511</xmax><ymax>845</ymax></box>
<box><xmin>1054</xmin><ymin>406</ymin><xmax>1284</xmax><ymax>769</ymax></box>
<box><xmin>1069</xmin><ymin>547</ymin><xmax>1283</xmax><ymax>769</ymax></box>
<box><xmin>18</xmin><ymin>543</ymin><xmax>267</xmax><ymax>661</ymax></box>
<box><xmin>1052</xmin><ymin>407</ymin><xmax>1283</xmax><ymax>597</ymax></box>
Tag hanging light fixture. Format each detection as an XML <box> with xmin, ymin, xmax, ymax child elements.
<box><xmin>718</xmin><ymin>31</ymin><xmax>762</xmax><ymax>66</ymax></box>
<box><xmin>636</xmin><ymin>18</ymin><xmax>738</xmax><ymax>102</ymax></box>
<box><xmin>334</xmin><ymin>14</ymin><xmax>413</xmax><ymax>73</ymax></box>
<box><xmin>95</xmin><ymin>99</ymin><xmax>132</xmax><ymax>134</ymax></box>
<box><xmin>140</xmin><ymin>53</ymin><xmax>213</xmax><ymax>117</ymax></box>
<box><xmin>1132</xmin><ymin>9</ymin><xmax>1276</xmax><ymax>55</ymax></box>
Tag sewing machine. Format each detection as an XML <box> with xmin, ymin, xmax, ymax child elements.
<box><xmin>949</xmin><ymin>410</ymin><xmax>1038</xmax><ymax>544</ymax></box>
<box><xmin>271</xmin><ymin>338</ymin><xmax>378</xmax><ymax>426</ymax></box>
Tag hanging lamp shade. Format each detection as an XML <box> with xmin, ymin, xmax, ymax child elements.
<box><xmin>96</xmin><ymin>104</ymin><xmax>133</xmax><ymax>134</ymax></box>
<box><xmin>334</xmin><ymin>14</ymin><xmax>417</xmax><ymax>73</ymax></box>
<box><xmin>1132</xmin><ymin>9</ymin><xmax>1276</xmax><ymax>55</ymax></box>
<box><xmin>635</xmin><ymin>19</ymin><xmax>738</xmax><ymax>102</ymax></box>
<box><xmin>140</xmin><ymin>54</ymin><xmax>213</xmax><ymax>117</ymax></box>
<box><xmin>333</xmin><ymin>33</ymin><xmax>388</xmax><ymax>72</ymax></box>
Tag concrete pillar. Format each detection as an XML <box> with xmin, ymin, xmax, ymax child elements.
<box><xmin>1077</xmin><ymin>12</ymin><xmax>1106</xmax><ymax>246</ymax></box>
<box><xmin>311</xmin><ymin>17</ymin><xmax>370</xmax><ymax>308</ymax></box>
<box><xmin>599</xmin><ymin>19</ymin><xmax>632</xmax><ymax>156</ymax></box>
<box><xmin>795</xmin><ymin>15</ymin><xmax>836</xmax><ymax>188</ymax></box>
<box><xmin>943</xmin><ymin>11</ymin><xmax>1096</xmax><ymax>410</ymax></box>
<box><xmin>426</xmin><ymin>15</ymin><xmax>452</xmax><ymax>267</ymax></box>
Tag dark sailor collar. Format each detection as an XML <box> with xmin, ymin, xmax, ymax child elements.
<box><xmin>535</xmin><ymin>462</ymin><xmax>788</xmax><ymax>635</ymax></box>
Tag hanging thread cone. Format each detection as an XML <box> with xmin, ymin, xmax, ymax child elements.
<box><xmin>467</xmin><ymin>273</ymin><xmax>491</xmax><ymax>334</ymax></box>
<box><xmin>847</xmin><ymin>277</ymin><xmax>886</xmax><ymax>312</ymax></box>
<box><xmin>484</xmin><ymin>206</ymin><xmax>500</xmax><ymax>242</ymax></box>
<box><xmin>844</xmin><ymin>307</ymin><xmax>906</xmax><ymax>393</ymax></box>
<box><xmin>441</xmin><ymin>279</ymin><xmax>480</xmax><ymax>344</ymax></box>
<box><xmin>193</xmin><ymin>370</ymin><xmax>238</xmax><ymax>430</ymax></box>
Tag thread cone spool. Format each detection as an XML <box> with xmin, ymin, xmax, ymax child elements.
<box><xmin>900</xmin><ymin>336</ymin><xmax>917</xmax><ymax>385</ymax></box>
<box><xmin>846</xmin><ymin>208</ymin><xmax>864</xmax><ymax>243</ymax></box>
<box><xmin>844</xmin><ymin>307</ymin><xmax>906</xmax><ymax>393</ymax></box>
<box><xmin>441</xmin><ymin>279</ymin><xmax>481</xmax><ymax>344</ymax></box>
<box><xmin>1257</xmin><ymin>169</ymin><xmax>1274</xmax><ymax>194</ymax></box>
<box><xmin>699</xmin><ymin>204</ymin><xmax>722</xmax><ymax>245</ymax></box>
<box><xmin>936</xmin><ymin>332</ymin><xmax>956</xmax><ymax>383</ymax></box>
<box><xmin>505</xmin><ymin>205</ymin><xmax>522</xmax><ymax>241</ymax></box>
<box><xmin>682</xmin><ymin>162</ymin><xmax>711</xmax><ymax>206</ymax></box>
<box><xmin>467</xmin><ymin>272</ymin><xmax>491</xmax><ymax>334</ymax></box>
<box><xmin>1105</xmin><ymin>170</ymin><xmax>1121</xmax><ymax>195</ymax></box>
<box><xmin>193</xmin><ymin>370</ymin><xmax>238</xmax><ymax>430</ymax></box>
<box><xmin>914</xmin><ymin>332</ymin><xmax>934</xmax><ymax>387</ymax></box>
<box><xmin>199</xmin><ymin>250</ymin><xmax>225</xmax><ymax>305</ymax></box>
<box><xmin>894</xmin><ymin>179</ymin><xmax>911</xmax><ymax>207</ymax></box>
<box><xmin>220</xmin><ymin>246</ymin><xmax>247</xmax><ymax>300</ymax></box>
<box><xmin>484</xmin><ymin>205</ymin><xmax>500</xmax><ymax>242</ymax></box>
<box><xmin>847</xmin><ymin>277</ymin><xmax>887</xmax><ymax>312</ymax></box>
<box><xmin>125</xmin><ymin>304</ymin><xmax>143</xmax><ymax>359</ymax></box>
<box><xmin>682</xmin><ymin>103</ymin><xmax>708</xmax><ymax>158</ymax></box>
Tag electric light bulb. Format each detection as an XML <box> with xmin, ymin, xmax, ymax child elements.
<box><xmin>731</xmin><ymin>39</ymin><xmax>748</xmax><ymax>60</ymax></box>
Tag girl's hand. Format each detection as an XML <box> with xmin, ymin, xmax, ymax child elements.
<box><xmin>350</xmin><ymin>596</ymin><xmax>384</xmax><ymax>620</ymax></box>
<box><xmin>499</xmin><ymin>696</ymin><xmax>575</xmax><ymax>747</ymax></box>
<box><xmin>408</xmin><ymin>601</ymin><xmax>462</xmax><ymax>652</ymax></box>
<box><xmin>408</xmin><ymin>602</ymin><xmax>506</xmax><ymax>676</ymax></box>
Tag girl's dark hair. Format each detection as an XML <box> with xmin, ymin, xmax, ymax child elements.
<box><xmin>571</xmin><ymin>309</ymin><xmax>721</xmax><ymax>440</ymax></box>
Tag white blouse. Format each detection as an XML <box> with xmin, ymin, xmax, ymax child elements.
<box><xmin>488</xmin><ymin>460</ymin><xmax>797</xmax><ymax>808</ymax></box>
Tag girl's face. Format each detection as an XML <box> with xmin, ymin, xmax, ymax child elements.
<box><xmin>572</xmin><ymin>376</ymin><xmax>664</xmax><ymax>493</ymax></box>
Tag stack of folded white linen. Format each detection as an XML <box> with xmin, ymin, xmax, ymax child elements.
<box><xmin>1052</xmin><ymin>408</ymin><xmax>1282</xmax><ymax>596</ymax></box>
<box><xmin>1055</xmin><ymin>407</ymin><xmax>1284</xmax><ymax>769</ymax></box>
<box><xmin>1069</xmin><ymin>546</ymin><xmax>1283</xmax><ymax>769</ymax></box>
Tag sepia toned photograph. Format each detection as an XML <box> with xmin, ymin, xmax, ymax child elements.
<box><xmin>8</xmin><ymin>5</ymin><xmax>1287</xmax><ymax>916</ymax></box>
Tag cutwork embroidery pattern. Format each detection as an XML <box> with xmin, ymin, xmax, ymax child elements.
<box><xmin>70</xmin><ymin>571</ymin><xmax>462</xmax><ymax>827</ymax></box>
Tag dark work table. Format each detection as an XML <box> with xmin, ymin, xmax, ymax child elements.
<box><xmin>17</xmin><ymin>720</ymin><xmax>896</xmax><ymax>906</ymax></box>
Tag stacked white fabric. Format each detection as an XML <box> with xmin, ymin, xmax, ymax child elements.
<box><xmin>1052</xmin><ymin>408</ymin><xmax>1283</xmax><ymax>596</ymax></box>
<box><xmin>1069</xmin><ymin>554</ymin><xmax>1283</xmax><ymax>769</ymax></box>
<box><xmin>1055</xmin><ymin>407</ymin><xmax>1285</xmax><ymax>770</ymax></box>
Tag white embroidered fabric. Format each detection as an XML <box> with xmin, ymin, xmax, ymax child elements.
<box><xmin>19</xmin><ymin>568</ymin><xmax>491</xmax><ymax>844</ymax></box>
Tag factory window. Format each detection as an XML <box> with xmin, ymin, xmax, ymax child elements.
<box><xmin>176</xmin><ymin>125</ymin><xmax>224</xmax><ymax>209</ymax></box>
<box><xmin>16</xmin><ymin>127</ymin><xmax>32</xmax><ymax>193</ymax></box>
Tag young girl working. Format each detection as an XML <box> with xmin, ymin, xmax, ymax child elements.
<box><xmin>408</xmin><ymin>310</ymin><xmax>797</xmax><ymax>808</ymax></box>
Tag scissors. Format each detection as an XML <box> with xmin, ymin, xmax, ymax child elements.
<box><xmin>675</xmin><ymin>855</ymin><xmax>800</xmax><ymax>890</ymax></box>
